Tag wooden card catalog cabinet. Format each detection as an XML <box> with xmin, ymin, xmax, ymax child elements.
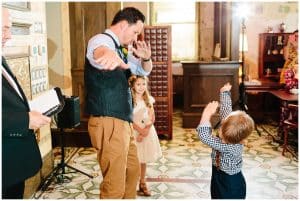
<box><xmin>143</xmin><ymin>26</ymin><xmax>173</xmax><ymax>139</ymax></box>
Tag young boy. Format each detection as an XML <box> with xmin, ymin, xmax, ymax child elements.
<box><xmin>196</xmin><ymin>83</ymin><xmax>254</xmax><ymax>199</ymax></box>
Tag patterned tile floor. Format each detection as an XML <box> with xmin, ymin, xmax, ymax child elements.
<box><xmin>34</xmin><ymin>110</ymin><xmax>298</xmax><ymax>199</ymax></box>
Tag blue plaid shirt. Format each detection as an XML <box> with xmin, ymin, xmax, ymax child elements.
<box><xmin>196</xmin><ymin>91</ymin><xmax>244</xmax><ymax>175</ymax></box>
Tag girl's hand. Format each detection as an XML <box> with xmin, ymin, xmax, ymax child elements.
<box><xmin>140</xmin><ymin>126</ymin><xmax>150</xmax><ymax>137</ymax></box>
<box><xmin>220</xmin><ymin>82</ymin><xmax>232</xmax><ymax>93</ymax></box>
<box><xmin>136</xmin><ymin>134</ymin><xmax>144</xmax><ymax>142</ymax></box>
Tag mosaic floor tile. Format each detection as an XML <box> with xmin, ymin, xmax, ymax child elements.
<box><xmin>35</xmin><ymin>110</ymin><xmax>298</xmax><ymax>199</ymax></box>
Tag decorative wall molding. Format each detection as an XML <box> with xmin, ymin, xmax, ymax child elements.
<box><xmin>11</xmin><ymin>22</ymin><xmax>31</xmax><ymax>35</ymax></box>
<box><xmin>2</xmin><ymin>46</ymin><xmax>29</xmax><ymax>58</ymax></box>
<box><xmin>3</xmin><ymin>2</ymin><xmax>31</xmax><ymax>11</ymax></box>
<box><xmin>5</xmin><ymin>56</ymin><xmax>32</xmax><ymax>100</ymax></box>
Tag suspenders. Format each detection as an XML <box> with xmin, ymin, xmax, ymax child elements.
<box><xmin>215</xmin><ymin>151</ymin><xmax>220</xmax><ymax>170</ymax></box>
<box><xmin>102</xmin><ymin>32</ymin><xmax>128</xmax><ymax>64</ymax></box>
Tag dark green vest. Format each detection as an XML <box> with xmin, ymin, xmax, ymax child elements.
<box><xmin>84</xmin><ymin>58</ymin><xmax>133</xmax><ymax>122</ymax></box>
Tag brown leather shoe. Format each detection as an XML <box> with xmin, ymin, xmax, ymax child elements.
<box><xmin>138</xmin><ymin>182</ymin><xmax>151</xmax><ymax>196</ymax></box>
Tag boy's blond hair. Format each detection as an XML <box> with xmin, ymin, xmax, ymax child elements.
<box><xmin>220</xmin><ymin>111</ymin><xmax>254</xmax><ymax>144</ymax></box>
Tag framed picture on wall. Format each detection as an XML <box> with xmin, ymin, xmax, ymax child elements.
<box><xmin>3</xmin><ymin>2</ymin><xmax>31</xmax><ymax>11</ymax></box>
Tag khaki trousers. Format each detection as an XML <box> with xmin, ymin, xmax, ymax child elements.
<box><xmin>88</xmin><ymin>116</ymin><xmax>140</xmax><ymax>199</ymax></box>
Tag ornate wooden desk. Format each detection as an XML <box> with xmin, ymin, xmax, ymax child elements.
<box><xmin>269</xmin><ymin>90</ymin><xmax>298</xmax><ymax>138</ymax></box>
<box><xmin>245</xmin><ymin>80</ymin><xmax>282</xmax><ymax>123</ymax></box>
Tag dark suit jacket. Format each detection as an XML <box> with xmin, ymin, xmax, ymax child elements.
<box><xmin>2</xmin><ymin>57</ymin><xmax>42</xmax><ymax>190</ymax></box>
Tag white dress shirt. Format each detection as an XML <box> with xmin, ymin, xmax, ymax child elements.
<box><xmin>2</xmin><ymin>65</ymin><xmax>23</xmax><ymax>100</ymax></box>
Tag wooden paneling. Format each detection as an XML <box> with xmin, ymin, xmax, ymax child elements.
<box><xmin>214</xmin><ymin>2</ymin><xmax>240</xmax><ymax>61</ymax></box>
<box><xmin>105</xmin><ymin>3</ymin><xmax>121</xmax><ymax>26</ymax></box>
<box><xmin>182</xmin><ymin>61</ymin><xmax>239</xmax><ymax>128</ymax></box>
<box><xmin>71</xmin><ymin>69</ymin><xmax>88</xmax><ymax>123</ymax></box>
<box><xmin>69</xmin><ymin>2</ymin><xmax>107</xmax><ymax>123</ymax></box>
<box><xmin>214</xmin><ymin>2</ymin><xmax>235</xmax><ymax>59</ymax></box>
<box><xmin>173</xmin><ymin>75</ymin><xmax>183</xmax><ymax>108</ymax></box>
<box><xmin>69</xmin><ymin>2</ymin><xmax>106</xmax><ymax>70</ymax></box>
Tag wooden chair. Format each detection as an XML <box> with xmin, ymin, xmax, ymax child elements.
<box><xmin>282</xmin><ymin>104</ymin><xmax>298</xmax><ymax>156</ymax></box>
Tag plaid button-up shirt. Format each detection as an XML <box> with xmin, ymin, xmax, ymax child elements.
<box><xmin>196</xmin><ymin>91</ymin><xmax>244</xmax><ymax>175</ymax></box>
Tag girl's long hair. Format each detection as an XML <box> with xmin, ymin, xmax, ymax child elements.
<box><xmin>128</xmin><ymin>75</ymin><xmax>153</xmax><ymax>109</ymax></box>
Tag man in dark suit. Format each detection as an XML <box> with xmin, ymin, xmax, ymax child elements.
<box><xmin>2</xmin><ymin>8</ymin><xmax>51</xmax><ymax>199</ymax></box>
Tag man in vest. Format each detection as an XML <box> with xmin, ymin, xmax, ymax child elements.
<box><xmin>84</xmin><ymin>7</ymin><xmax>152</xmax><ymax>198</ymax></box>
<box><xmin>2</xmin><ymin>7</ymin><xmax>51</xmax><ymax>198</ymax></box>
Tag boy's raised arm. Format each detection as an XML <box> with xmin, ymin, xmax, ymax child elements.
<box><xmin>220</xmin><ymin>83</ymin><xmax>232</xmax><ymax>120</ymax></box>
<box><xmin>200</xmin><ymin>101</ymin><xmax>219</xmax><ymax>125</ymax></box>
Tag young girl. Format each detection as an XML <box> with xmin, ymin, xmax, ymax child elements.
<box><xmin>128</xmin><ymin>75</ymin><xmax>162</xmax><ymax>197</ymax></box>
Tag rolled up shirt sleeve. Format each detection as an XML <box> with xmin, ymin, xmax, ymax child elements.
<box><xmin>220</xmin><ymin>91</ymin><xmax>232</xmax><ymax>120</ymax></box>
<box><xmin>86</xmin><ymin>34</ymin><xmax>150</xmax><ymax>76</ymax></box>
<box><xmin>128</xmin><ymin>54</ymin><xmax>150</xmax><ymax>76</ymax></box>
<box><xmin>86</xmin><ymin>34</ymin><xmax>114</xmax><ymax>70</ymax></box>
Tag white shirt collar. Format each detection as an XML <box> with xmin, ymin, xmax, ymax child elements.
<box><xmin>104</xmin><ymin>29</ymin><xmax>121</xmax><ymax>47</ymax></box>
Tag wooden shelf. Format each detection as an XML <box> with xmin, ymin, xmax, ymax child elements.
<box><xmin>263</xmin><ymin>55</ymin><xmax>284</xmax><ymax>62</ymax></box>
<box><xmin>264</xmin><ymin>74</ymin><xmax>280</xmax><ymax>78</ymax></box>
<box><xmin>259</xmin><ymin>33</ymin><xmax>292</xmax><ymax>80</ymax></box>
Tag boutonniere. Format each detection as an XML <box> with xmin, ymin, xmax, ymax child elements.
<box><xmin>121</xmin><ymin>47</ymin><xmax>128</xmax><ymax>58</ymax></box>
